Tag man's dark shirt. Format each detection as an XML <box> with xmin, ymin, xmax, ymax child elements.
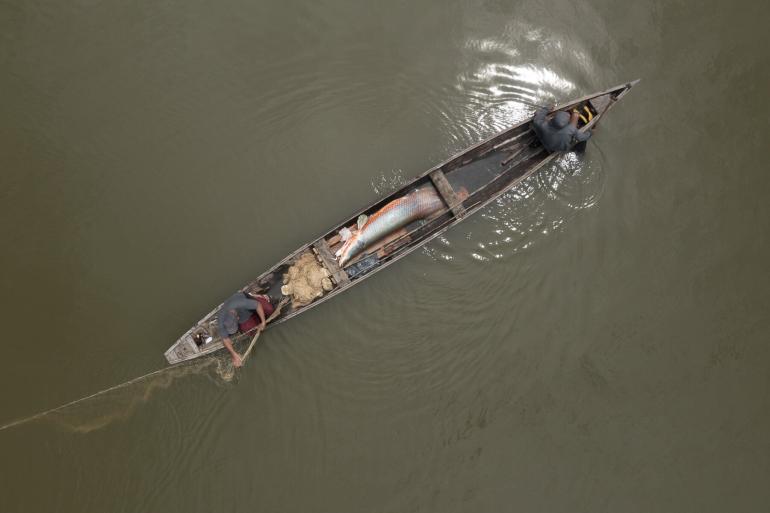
<box><xmin>532</xmin><ymin>109</ymin><xmax>592</xmax><ymax>152</ymax></box>
<box><xmin>217</xmin><ymin>293</ymin><xmax>259</xmax><ymax>338</ymax></box>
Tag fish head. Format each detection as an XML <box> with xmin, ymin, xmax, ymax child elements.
<box><xmin>337</xmin><ymin>237</ymin><xmax>366</xmax><ymax>267</ymax></box>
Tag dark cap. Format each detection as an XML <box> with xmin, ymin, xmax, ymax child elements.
<box><xmin>551</xmin><ymin>111</ymin><xmax>571</xmax><ymax>129</ymax></box>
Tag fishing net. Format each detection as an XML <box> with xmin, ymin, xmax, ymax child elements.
<box><xmin>281</xmin><ymin>251</ymin><xmax>333</xmax><ymax>307</ymax></box>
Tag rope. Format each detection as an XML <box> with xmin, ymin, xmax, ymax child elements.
<box><xmin>0</xmin><ymin>365</ymin><xmax>184</xmax><ymax>432</ymax></box>
<box><xmin>0</xmin><ymin>299</ymin><xmax>289</xmax><ymax>432</ymax></box>
<box><xmin>241</xmin><ymin>298</ymin><xmax>289</xmax><ymax>364</ymax></box>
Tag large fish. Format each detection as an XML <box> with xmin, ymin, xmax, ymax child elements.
<box><xmin>336</xmin><ymin>185</ymin><xmax>468</xmax><ymax>267</ymax></box>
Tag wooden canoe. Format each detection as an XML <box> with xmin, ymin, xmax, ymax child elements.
<box><xmin>165</xmin><ymin>80</ymin><xmax>639</xmax><ymax>365</ymax></box>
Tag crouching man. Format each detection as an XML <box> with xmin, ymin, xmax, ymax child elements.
<box><xmin>217</xmin><ymin>291</ymin><xmax>274</xmax><ymax>367</ymax></box>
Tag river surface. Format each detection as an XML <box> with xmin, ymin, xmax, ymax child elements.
<box><xmin>1</xmin><ymin>0</ymin><xmax>768</xmax><ymax>511</ymax></box>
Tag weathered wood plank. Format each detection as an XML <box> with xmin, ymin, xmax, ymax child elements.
<box><xmin>327</xmin><ymin>222</ymin><xmax>357</xmax><ymax>250</ymax></box>
<box><xmin>429</xmin><ymin>169</ymin><xmax>466</xmax><ymax>218</ymax></box>
<box><xmin>313</xmin><ymin>239</ymin><xmax>350</xmax><ymax>285</ymax></box>
<box><xmin>378</xmin><ymin>234</ymin><xmax>412</xmax><ymax>258</ymax></box>
<box><xmin>589</xmin><ymin>94</ymin><xmax>611</xmax><ymax>113</ymax></box>
<box><xmin>493</xmin><ymin>130</ymin><xmax>533</xmax><ymax>151</ymax></box>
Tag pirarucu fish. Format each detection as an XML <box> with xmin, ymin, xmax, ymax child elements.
<box><xmin>337</xmin><ymin>185</ymin><xmax>468</xmax><ymax>267</ymax></box>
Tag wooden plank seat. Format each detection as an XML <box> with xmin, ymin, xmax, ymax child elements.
<box><xmin>312</xmin><ymin>239</ymin><xmax>350</xmax><ymax>285</ymax></box>
<box><xmin>429</xmin><ymin>169</ymin><xmax>466</xmax><ymax>218</ymax></box>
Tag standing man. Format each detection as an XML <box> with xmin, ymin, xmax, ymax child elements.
<box><xmin>217</xmin><ymin>291</ymin><xmax>274</xmax><ymax>367</ymax></box>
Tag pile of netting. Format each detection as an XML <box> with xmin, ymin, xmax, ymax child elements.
<box><xmin>281</xmin><ymin>251</ymin><xmax>333</xmax><ymax>307</ymax></box>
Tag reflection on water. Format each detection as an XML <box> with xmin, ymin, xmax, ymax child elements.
<box><xmin>456</xmin><ymin>30</ymin><xmax>580</xmax><ymax>136</ymax></box>
<box><xmin>540</xmin><ymin>150</ymin><xmax>606</xmax><ymax>211</ymax></box>
<box><xmin>407</xmin><ymin>26</ymin><xmax>585</xmax><ymax>155</ymax></box>
<box><xmin>473</xmin><ymin>152</ymin><xmax>605</xmax><ymax>259</ymax></box>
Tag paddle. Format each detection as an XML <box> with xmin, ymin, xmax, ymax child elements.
<box><xmin>240</xmin><ymin>298</ymin><xmax>290</xmax><ymax>367</ymax></box>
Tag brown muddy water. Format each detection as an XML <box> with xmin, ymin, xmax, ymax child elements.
<box><xmin>1</xmin><ymin>0</ymin><xmax>768</xmax><ymax>511</ymax></box>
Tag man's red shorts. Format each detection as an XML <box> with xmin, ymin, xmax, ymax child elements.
<box><xmin>237</xmin><ymin>296</ymin><xmax>275</xmax><ymax>332</ymax></box>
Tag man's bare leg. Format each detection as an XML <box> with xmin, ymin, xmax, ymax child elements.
<box><xmin>569</xmin><ymin>110</ymin><xmax>580</xmax><ymax>128</ymax></box>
